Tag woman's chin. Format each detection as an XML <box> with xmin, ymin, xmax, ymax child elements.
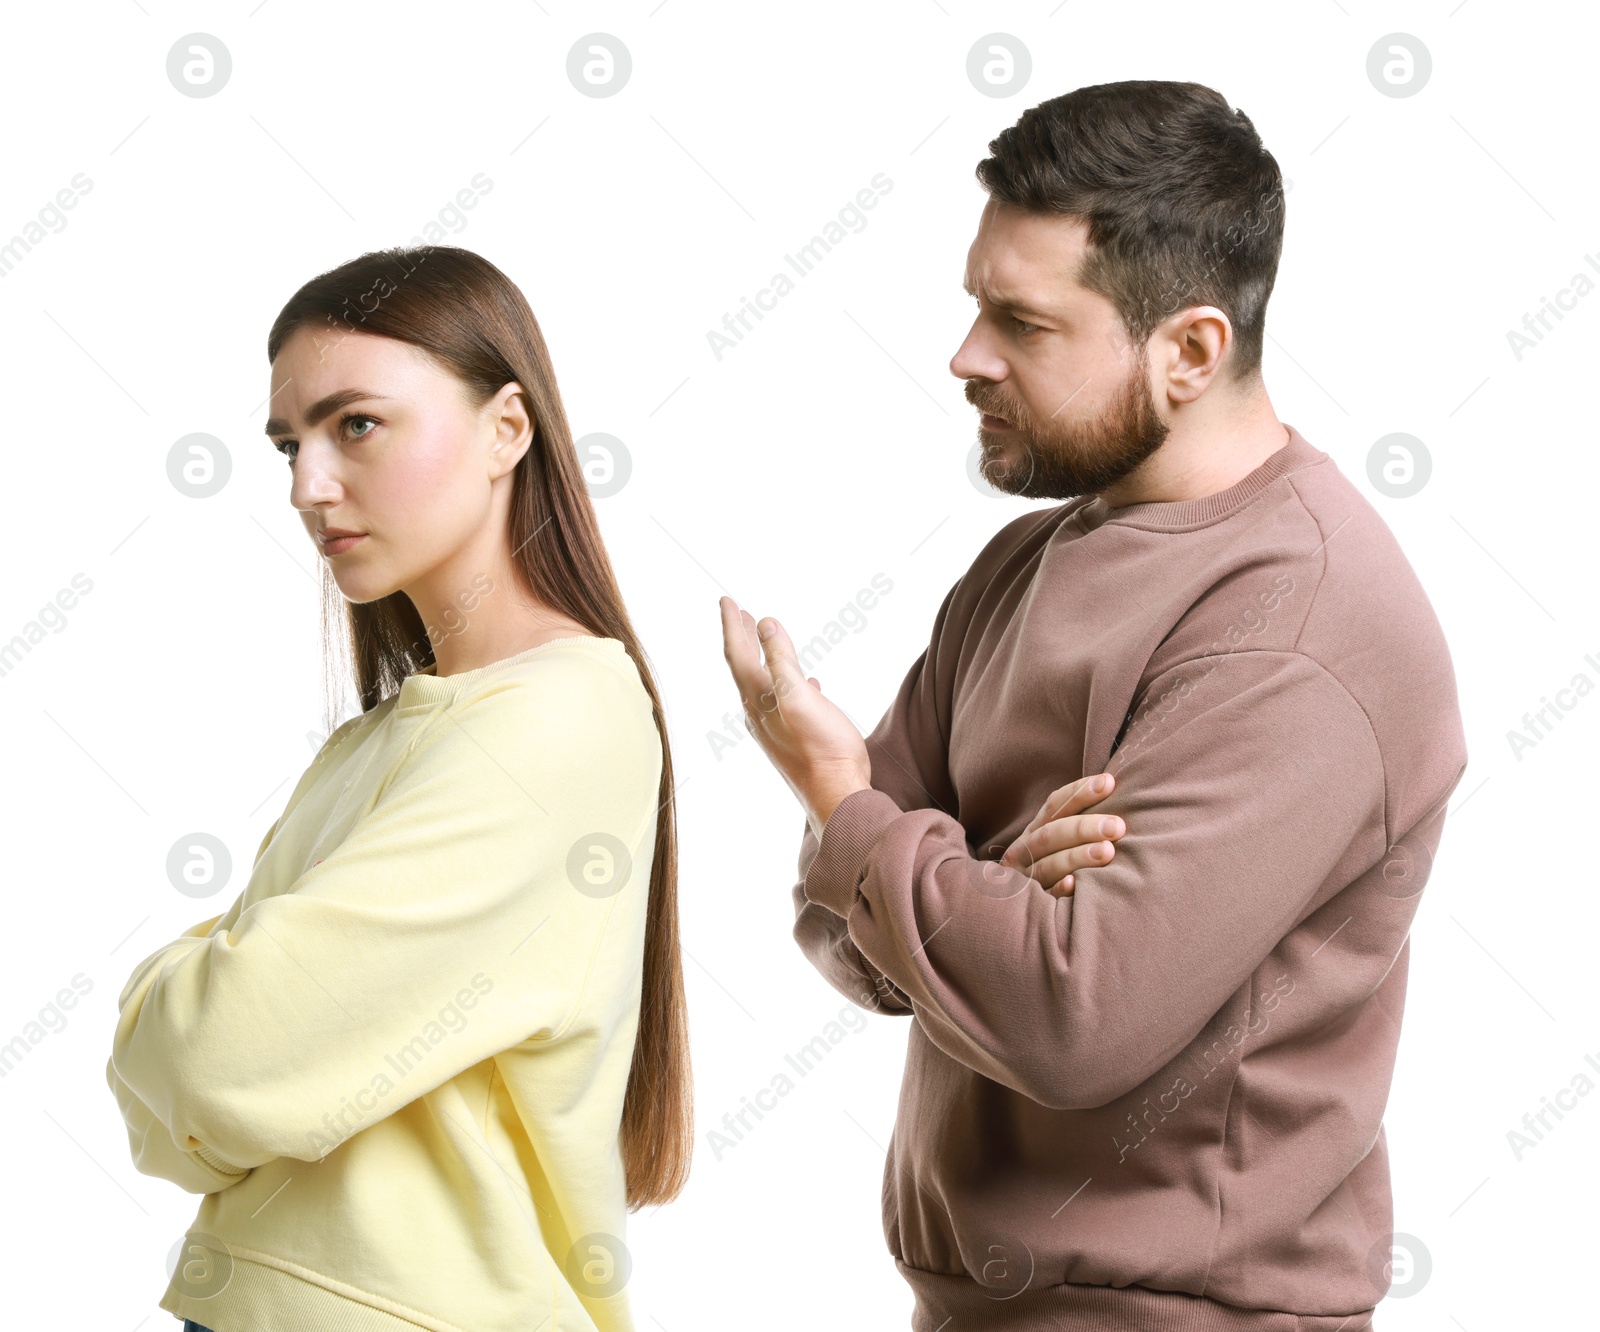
<box><xmin>329</xmin><ymin>570</ymin><xmax>399</xmax><ymax>606</ymax></box>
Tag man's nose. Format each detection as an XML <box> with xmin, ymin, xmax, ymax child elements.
<box><xmin>950</xmin><ymin>325</ymin><xmax>1002</xmax><ymax>384</ymax></box>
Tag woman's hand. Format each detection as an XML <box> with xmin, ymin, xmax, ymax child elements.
<box><xmin>998</xmin><ymin>772</ymin><xmax>1124</xmax><ymax>898</ymax></box>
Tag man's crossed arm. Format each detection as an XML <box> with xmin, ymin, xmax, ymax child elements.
<box><xmin>720</xmin><ymin>594</ymin><xmax>1430</xmax><ymax>1111</ymax></box>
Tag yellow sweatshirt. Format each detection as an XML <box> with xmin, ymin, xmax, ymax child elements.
<box><xmin>106</xmin><ymin>636</ymin><xmax>663</xmax><ymax>1332</ymax></box>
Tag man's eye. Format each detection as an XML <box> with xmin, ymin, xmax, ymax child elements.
<box><xmin>1011</xmin><ymin>315</ymin><xmax>1039</xmax><ymax>335</ymax></box>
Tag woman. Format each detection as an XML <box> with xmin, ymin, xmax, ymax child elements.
<box><xmin>106</xmin><ymin>243</ymin><xmax>1124</xmax><ymax>1332</ymax></box>
<box><xmin>105</xmin><ymin>245</ymin><xmax>692</xmax><ymax>1332</ymax></box>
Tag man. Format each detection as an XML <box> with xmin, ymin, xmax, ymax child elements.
<box><xmin>719</xmin><ymin>79</ymin><xmax>1466</xmax><ymax>1331</ymax></box>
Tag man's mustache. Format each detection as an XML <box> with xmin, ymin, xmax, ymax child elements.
<box><xmin>967</xmin><ymin>390</ymin><xmax>1024</xmax><ymax>424</ymax></box>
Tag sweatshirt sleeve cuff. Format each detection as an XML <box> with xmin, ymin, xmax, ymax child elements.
<box><xmin>192</xmin><ymin>1141</ymin><xmax>249</xmax><ymax>1175</ymax></box>
<box><xmin>802</xmin><ymin>788</ymin><xmax>905</xmax><ymax>917</ymax></box>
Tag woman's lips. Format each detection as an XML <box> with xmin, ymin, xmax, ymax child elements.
<box><xmin>320</xmin><ymin>533</ymin><xmax>366</xmax><ymax>555</ymax></box>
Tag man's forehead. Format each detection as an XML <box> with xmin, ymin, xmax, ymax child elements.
<box><xmin>962</xmin><ymin>258</ymin><xmax>1041</xmax><ymax>296</ymax></box>
<box><xmin>964</xmin><ymin>206</ymin><xmax>1087</xmax><ymax>300</ymax></box>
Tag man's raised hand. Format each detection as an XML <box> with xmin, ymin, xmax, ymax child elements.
<box><xmin>718</xmin><ymin>596</ymin><xmax>872</xmax><ymax>839</ymax></box>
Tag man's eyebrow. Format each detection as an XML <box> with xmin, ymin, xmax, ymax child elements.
<box><xmin>961</xmin><ymin>275</ymin><xmax>1057</xmax><ymax>320</ymax></box>
<box><xmin>264</xmin><ymin>390</ymin><xmax>389</xmax><ymax>437</ymax></box>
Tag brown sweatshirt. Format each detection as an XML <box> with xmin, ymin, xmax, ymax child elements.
<box><xmin>793</xmin><ymin>424</ymin><xmax>1467</xmax><ymax>1331</ymax></box>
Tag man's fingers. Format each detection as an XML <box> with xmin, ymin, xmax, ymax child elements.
<box><xmin>1025</xmin><ymin>841</ymin><xmax>1117</xmax><ymax>884</ymax></box>
<box><xmin>723</xmin><ymin>603</ymin><xmax>809</xmax><ymax>727</ymax></box>
<box><xmin>1002</xmin><ymin>812</ymin><xmax>1125</xmax><ymax>869</ymax></box>
<box><xmin>751</xmin><ymin>615</ymin><xmax>807</xmax><ymax>718</ymax></box>
<box><xmin>1018</xmin><ymin>772</ymin><xmax>1117</xmax><ymax>840</ymax></box>
<box><xmin>1003</xmin><ymin>838</ymin><xmax>1117</xmax><ymax>898</ymax></box>
<box><xmin>719</xmin><ymin>597</ymin><xmax>768</xmax><ymax>689</ymax></box>
<box><xmin>1043</xmin><ymin>772</ymin><xmax>1116</xmax><ymax>820</ymax></box>
<box><xmin>1046</xmin><ymin>874</ymin><xmax>1077</xmax><ymax>898</ymax></box>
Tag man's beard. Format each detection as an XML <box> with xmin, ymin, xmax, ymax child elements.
<box><xmin>969</xmin><ymin>354</ymin><xmax>1171</xmax><ymax>500</ymax></box>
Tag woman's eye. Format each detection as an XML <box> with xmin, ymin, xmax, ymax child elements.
<box><xmin>274</xmin><ymin>414</ymin><xmax>376</xmax><ymax>461</ymax></box>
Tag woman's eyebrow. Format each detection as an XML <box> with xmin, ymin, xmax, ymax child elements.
<box><xmin>264</xmin><ymin>390</ymin><xmax>391</xmax><ymax>437</ymax></box>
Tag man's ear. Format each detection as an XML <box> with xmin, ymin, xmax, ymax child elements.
<box><xmin>1165</xmin><ymin>305</ymin><xmax>1232</xmax><ymax>400</ymax></box>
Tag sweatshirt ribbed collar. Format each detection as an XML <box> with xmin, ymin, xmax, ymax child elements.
<box><xmin>397</xmin><ymin>635</ymin><xmax>626</xmax><ymax>709</ymax></box>
<box><xmin>1083</xmin><ymin>423</ymin><xmax>1324</xmax><ymax>533</ymax></box>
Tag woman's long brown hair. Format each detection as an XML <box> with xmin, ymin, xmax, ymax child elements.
<box><xmin>266</xmin><ymin>245</ymin><xmax>691</xmax><ymax>1209</ymax></box>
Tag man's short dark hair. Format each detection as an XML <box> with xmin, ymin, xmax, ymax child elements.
<box><xmin>975</xmin><ymin>80</ymin><xmax>1286</xmax><ymax>381</ymax></box>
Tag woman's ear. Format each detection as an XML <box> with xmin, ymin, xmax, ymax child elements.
<box><xmin>486</xmin><ymin>382</ymin><xmax>535</xmax><ymax>478</ymax></box>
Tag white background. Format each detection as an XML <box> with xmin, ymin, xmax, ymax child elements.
<box><xmin>0</xmin><ymin>2</ymin><xmax>1593</xmax><ymax>1329</ymax></box>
